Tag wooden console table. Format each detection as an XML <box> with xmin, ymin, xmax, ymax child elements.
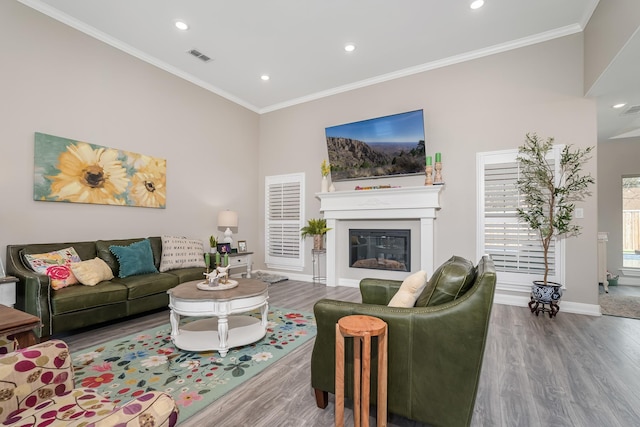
<box><xmin>0</xmin><ymin>304</ymin><xmax>41</xmax><ymax>349</ymax></box>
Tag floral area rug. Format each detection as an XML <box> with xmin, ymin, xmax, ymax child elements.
<box><xmin>71</xmin><ymin>307</ymin><xmax>316</xmax><ymax>423</ymax></box>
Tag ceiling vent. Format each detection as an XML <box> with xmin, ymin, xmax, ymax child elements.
<box><xmin>187</xmin><ymin>49</ymin><xmax>212</xmax><ymax>63</ymax></box>
<box><xmin>621</xmin><ymin>105</ymin><xmax>640</xmax><ymax>116</ymax></box>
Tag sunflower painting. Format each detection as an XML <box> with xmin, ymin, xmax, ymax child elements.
<box><xmin>34</xmin><ymin>132</ymin><xmax>166</xmax><ymax>208</ymax></box>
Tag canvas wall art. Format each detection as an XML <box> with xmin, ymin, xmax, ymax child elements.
<box><xmin>34</xmin><ymin>132</ymin><xmax>166</xmax><ymax>208</ymax></box>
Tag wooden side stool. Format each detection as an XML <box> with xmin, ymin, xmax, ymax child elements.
<box><xmin>335</xmin><ymin>315</ymin><xmax>388</xmax><ymax>427</ymax></box>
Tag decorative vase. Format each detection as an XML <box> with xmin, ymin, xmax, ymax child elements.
<box><xmin>329</xmin><ymin>183</ymin><xmax>336</xmax><ymax>192</ymax></box>
<box><xmin>321</xmin><ymin>176</ymin><xmax>329</xmax><ymax>193</ymax></box>
<box><xmin>313</xmin><ymin>234</ymin><xmax>323</xmax><ymax>250</ymax></box>
<box><xmin>528</xmin><ymin>280</ymin><xmax>563</xmax><ymax>318</ymax></box>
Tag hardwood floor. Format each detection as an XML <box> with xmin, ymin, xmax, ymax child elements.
<box><xmin>62</xmin><ymin>280</ymin><xmax>640</xmax><ymax>426</ymax></box>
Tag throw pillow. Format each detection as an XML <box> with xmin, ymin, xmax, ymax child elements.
<box><xmin>24</xmin><ymin>247</ymin><xmax>82</xmax><ymax>290</ymax></box>
<box><xmin>109</xmin><ymin>239</ymin><xmax>158</xmax><ymax>278</ymax></box>
<box><xmin>70</xmin><ymin>257</ymin><xmax>114</xmax><ymax>286</ymax></box>
<box><xmin>159</xmin><ymin>235</ymin><xmax>206</xmax><ymax>272</ymax></box>
<box><xmin>388</xmin><ymin>270</ymin><xmax>429</xmax><ymax>308</ymax></box>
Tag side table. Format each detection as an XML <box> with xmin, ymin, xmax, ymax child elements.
<box><xmin>0</xmin><ymin>304</ymin><xmax>41</xmax><ymax>349</ymax></box>
<box><xmin>312</xmin><ymin>249</ymin><xmax>326</xmax><ymax>284</ymax></box>
<box><xmin>228</xmin><ymin>252</ymin><xmax>253</xmax><ymax>278</ymax></box>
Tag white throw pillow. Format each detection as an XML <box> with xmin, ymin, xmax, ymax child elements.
<box><xmin>388</xmin><ymin>270</ymin><xmax>429</xmax><ymax>308</ymax></box>
<box><xmin>159</xmin><ymin>236</ymin><xmax>206</xmax><ymax>272</ymax></box>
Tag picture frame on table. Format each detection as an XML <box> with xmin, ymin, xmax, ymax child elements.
<box><xmin>216</xmin><ymin>243</ymin><xmax>232</xmax><ymax>254</ymax></box>
<box><xmin>238</xmin><ymin>240</ymin><xmax>248</xmax><ymax>253</ymax></box>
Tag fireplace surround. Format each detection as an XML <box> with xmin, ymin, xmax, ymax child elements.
<box><xmin>317</xmin><ymin>186</ymin><xmax>442</xmax><ymax>286</ymax></box>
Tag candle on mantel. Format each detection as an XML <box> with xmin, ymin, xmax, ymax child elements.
<box><xmin>224</xmin><ymin>253</ymin><xmax>229</xmax><ymax>267</ymax></box>
<box><xmin>435</xmin><ymin>152</ymin><xmax>441</xmax><ymax>162</ymax></box>
<box><xmin>426</xmin><ymin>156</ymin><xmax>432</xmax><ymax>166</ymax></box>
<box><xmin>205</xmin><ymin>252</ymin><xmax>210</xmax><ymax>268</ymax></box>
<box><xmin>215</xmin><ymin>251</ymin><xmax>221</xmax><ymax>266</ymax></box>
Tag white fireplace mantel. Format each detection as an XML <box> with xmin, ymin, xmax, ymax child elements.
<box><xmin>317</xmin><ymin>185</ymin><xmax>442</xmax><ymax>286</ymax></box>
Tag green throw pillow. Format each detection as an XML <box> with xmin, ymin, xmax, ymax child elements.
<box><xmin>109</xmin><ymin>239</ymin><xmax>158</xmax><ymax>278</ymax></box>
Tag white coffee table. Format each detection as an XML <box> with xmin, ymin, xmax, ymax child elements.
<box><xmin>168</xmin><ymin>278</ymin><xmax>269</xmax><ymax>356</ymax></box>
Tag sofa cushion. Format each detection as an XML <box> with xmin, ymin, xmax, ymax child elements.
<box><xmin>159</xmin><ymin>235</ymin><xmax>206</xmax><ymax>272</ymax></box>
<box><xmin>415</xmin><ymin>255</ymin><xmax>477</xmax><ymax>307</ymax></box>
<box><xmin>109</xmin><ymin>239</ymin><xmax>158</xmax><ymax>278</ymax></box>
<box><xmin>51</xmin><ymin>281</ymin><xmax>128</xmax><ymax>315</ymax></box>
<box><xmin>23</xmin><ymin>247</ymin><xmax>81</xmax><ymax>290</ymax></box>
<box><xmin>70</xmin><ymin>257</ymin><xmax>115</xmax><ymax>286</ymax></box>
<box><xmin>165</xmin><ymin>267</ymin><xmax>207</xmax><ymax>283</ymax></box>
<box><xmin>113</xmin><ymin>273</ymin><xmax>180</xmax><ymax>299</ymax></box>
<box><xmin>388</xmin><ymin>270</ymin><xmax>428</xmax><ymax>307</ymax></box>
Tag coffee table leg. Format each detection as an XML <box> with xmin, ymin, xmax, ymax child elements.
<box><xmin>218</xmin><ymin>315</ymin><xmax>229</xmax><ymax>357</ymax></box>
<box><xmin>260</xmin><ymin>302</ymin><xmax>269</xmax><ymax>328</ymax></box>
<box><xmin>170</xmin><ymin>310</ymin><xmax>180</xmax><ymax>341</ymax></box>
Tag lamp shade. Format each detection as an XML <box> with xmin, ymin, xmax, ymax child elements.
<box><xmin>218</xmin><ymin>210</ymin><xmax>238</xmax><ymax>228</ymax></box>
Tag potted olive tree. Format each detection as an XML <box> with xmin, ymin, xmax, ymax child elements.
<box><xmin>516</xmin><ymin>133</ymin><xmax>595</xmax><ymax>317</ymax></box>
<box><xmin>300</xmin><ymin>218</ymin><xmax>331</xmax><ymax>250</ymax></box>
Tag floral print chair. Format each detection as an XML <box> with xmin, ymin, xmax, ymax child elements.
<box><xmin>0</xmin><ymin>340</ymin><xmax>178</xmax><ymax>426</ymax></box>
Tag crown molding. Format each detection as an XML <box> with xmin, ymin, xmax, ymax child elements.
<box><xmin>259</xmin><ymin>24</ymin><xmax>583</xmax><ymax>114</ymax></box>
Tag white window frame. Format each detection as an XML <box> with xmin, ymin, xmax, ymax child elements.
<box><xmin>265</xmin><ymin>172</ymin><xmax>305</xmax><ymax>271</ymax></box>
<box><xmin>476</xmin><ymin>148</ymin><xmax>565</xmax><ymax>292</ymax></box>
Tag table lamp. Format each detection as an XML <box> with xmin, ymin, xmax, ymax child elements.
<box><xmin>218</xmin><ymin>210</ymin><xmax>238</xmax><ymax>245</ymax></box>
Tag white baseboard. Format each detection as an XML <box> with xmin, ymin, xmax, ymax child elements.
<box><xmin>493</xmin><ymin>293</ymin><xmax>601</xmax><ymax>316</ymax></box>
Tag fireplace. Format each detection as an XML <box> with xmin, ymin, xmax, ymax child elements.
<box><xmin>317</xmin><ymin>185</ymin><xmax>442</xmax><ymax>287</ymax></box>
<box><xmin>350</xmin><ymin>229</ymin><xmax>410</xmax><ymax>271</ymax></box>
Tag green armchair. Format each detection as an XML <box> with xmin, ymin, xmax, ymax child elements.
<box><xmin>311</xmin><ymin>255</ymin><xmax>496</xmax><ymax>427</ymax></box>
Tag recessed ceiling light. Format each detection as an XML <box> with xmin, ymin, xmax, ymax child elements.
<box><xmin>175</xmin><ymin>21</ymin><xmax>189</xmax><ymax>30</ymax></box>
<box><xmin>261</xmin><ymin>75</ymin><xmax>270</xmax><ymax>81</ymax></box>
<box><xmin>344</xmin><ymin>44</ymin><xmax>356</xmax><ymax>52</ymax></box>
<box><xmin>470</xmin><ymin>0</ymin><xmax>485</xmax><ymax>9</ymax></box>
<box><xmin>613</xmin><ymin>103</ymin><xmax>627</xmax><ymax>109</ymax></box>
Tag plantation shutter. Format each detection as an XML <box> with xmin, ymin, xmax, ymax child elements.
<box><xmin>477</xmin><ymin>149</ymin><xmax>562</xmax><ymax>289</ymax></box>
<box><xmin>265</xmin><ymin>173</ymin><xmax>305</xmax><ymax>270</ymax></box>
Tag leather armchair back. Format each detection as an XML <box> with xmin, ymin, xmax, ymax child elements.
<box><xmin>311</xmin><ymin>255</ymin><xmax>497</xmax><ymax>427</ymax></box>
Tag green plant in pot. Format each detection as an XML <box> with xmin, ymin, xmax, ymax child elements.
<box><xmin>300</xmin><ymin>218</ymin><xmax>331</xmax><ymax>250</ymax></box>
<box><xmin>516</xmin><ymin>133</ymin><xmax>595</xmax><ymax>317</ymax></box>
<box><xmin>209</xmin><ymin>235</ymin><xmax>218</xmax><ymax>252</ymax></box>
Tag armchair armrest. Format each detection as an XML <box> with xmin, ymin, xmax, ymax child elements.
<box><xmin>359</xmin><ymin>278</ymin><xmax>403</xmax><ymax>305</ymax></box>
<box><xmin>91</xmin><ymin>392</ymin><xmax>179</xmax><ymax>427</ymax></box>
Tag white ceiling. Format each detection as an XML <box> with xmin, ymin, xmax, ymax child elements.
<box><xmin>19</xmin><ymin>0</ymin><xmax>639</xmax><ymax>141</ymax></box>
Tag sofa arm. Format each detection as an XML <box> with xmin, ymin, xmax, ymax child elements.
<box><xmin>359</xmin><ymin>278</ymin><xmax>403</xmax><ymax>305</ymax></box>
<box><xmin>5</xmin><ymin>246</ymin><xmax>52</xmax><ymax>338</ymax></box>
<box><xmin>91</xmin><ymin>392</ymin><xmax>179</xmax><ymax>427</ymax></box>
<box><xmin>0</xmin><ymin>340</ymin><xmax>74</xmax><ymax>419</ymax></box>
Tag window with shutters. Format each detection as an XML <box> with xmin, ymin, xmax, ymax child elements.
<box><xmin>477</xmin><ymin>148</ymin><xmax>564</xmax><ymax>290</ymax></box>
<box><xmin>265</xmin><ymin>173</ymin><xmax>305</xmax><ymax>271</ymax></box>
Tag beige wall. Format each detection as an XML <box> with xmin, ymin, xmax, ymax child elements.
<box><xmin>259</xmin><ymin>34</ymin><xmax>599</xmax><ymax>306</ymax></box>
<box><xmin>598</xmin><ymin>137</ymin><xmax>640</xmax><ymax>280</ymax></box>
<box><xmin>584</xmin><ymin>0</ymin><xmax>640</xmax><ymax>93</ymax></box>
<box><xmin>0</xmin><ymin>2</ymin><xmax>260</xmax><ymax>258</ymax></box>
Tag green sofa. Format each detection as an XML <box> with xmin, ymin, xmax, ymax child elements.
<box><xmin>311</xmin><ymin>255</ymin><xmax>497</xmax><ymax>427</ymax></box>
<box><xmin>6</xmin><ymin>237</ymin><xmax>206</xmax><ymax>339</ymax></box>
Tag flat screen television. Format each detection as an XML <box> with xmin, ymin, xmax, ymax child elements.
<box><xmin>325</xmin><ymin>109</ymin><xmax>426</xmax><ymax>181</ymax></box>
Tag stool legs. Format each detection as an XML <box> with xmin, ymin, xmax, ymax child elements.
<box><xmin>378</xmin><ymin>328</ymin><xmax>388</xmax><ymax>426</ymax></box>
<box><xmin>336</xmin><ymin>323</ymin><xmax>345</xmax><ymax>427</ymax></box>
